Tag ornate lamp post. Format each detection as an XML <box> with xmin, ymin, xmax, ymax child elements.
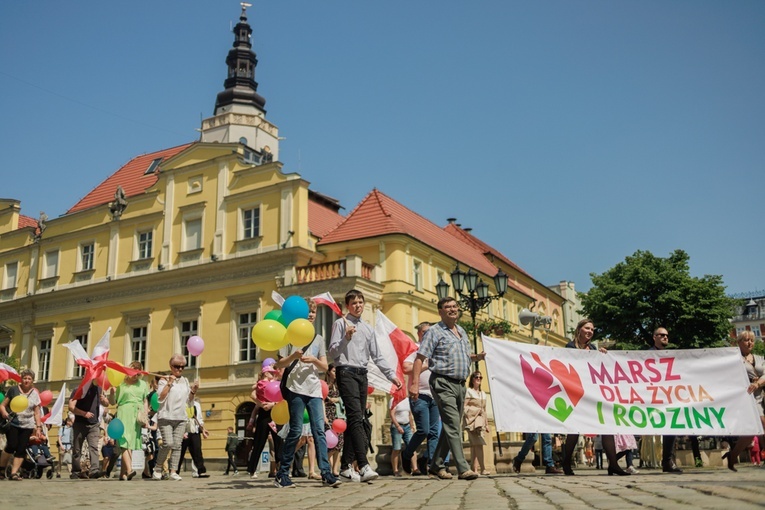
<box><xmin>435</xmin><ymin>264</ymin><xmax>508</xmax><ymax>371</ymax></box>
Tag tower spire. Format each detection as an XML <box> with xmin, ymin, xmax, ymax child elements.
<box><xmin>213</xmin><ymin>2</ymin><xmax>266</xmax><ymax>114</ymax></box>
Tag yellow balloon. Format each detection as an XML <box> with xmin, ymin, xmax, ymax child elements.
<box><xmin>251</xmin><ymin>319</ymin><xmax>288</xmax><ymax>351</ymax></box>
<box><xmin>271</xmin><ymin>400</ymin><xmax>290</xmax><ymax>425</ymax></box>
<box><xmin>10</xmin><ymin>395</ymin><xmax>28</xmax><ymax>413</ymax></box>
<box><xmin>287</xmin><ymin>318</ymin><xmax>315</xmax><ymax>348</ymax></box>
<box><xmin>107</xmin><ymin>366</ymin><xmax>126</xmax><ymax>387</ymax></box>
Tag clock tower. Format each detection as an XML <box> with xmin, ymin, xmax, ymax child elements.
<box><xmin>200</xmin><ymin>4</ymin><xmax>279</xmax><ymax>162</ymax></box>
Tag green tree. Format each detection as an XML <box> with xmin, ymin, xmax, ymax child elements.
<box><xmin>580</xmin><ymin>249</ymin><xmax>735</xmax><ymax>350</ymax></box>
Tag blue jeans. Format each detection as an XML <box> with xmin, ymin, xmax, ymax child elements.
<box><xmin>277</xmin><ymin>389</ymin><xmax>331</xmax><ymax>479</ymax></box>
<box><xmin>390</xmin><ymin>423</ymin><xmax>413</xmax><ymax>451</ymax></box>
<box><xmin>515</xmin><ymin>433</ymin><xmax>553</xmax><ymax>468</ymax></box>
<box><xmin>402</xmin><ymin>395</ymin><xmax>440</xmax><ymax>464</ymax></box>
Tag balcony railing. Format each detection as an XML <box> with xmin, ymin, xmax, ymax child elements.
<box><xmin>296</xmin><ymin>260</ymin><xmax>375</xmax><ymax>284</ymax></box>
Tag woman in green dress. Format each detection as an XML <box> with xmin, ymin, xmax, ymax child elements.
<box><xmin>111</xmin><ymin>361</ymin><xmax>149</xmax><ymax>480</ymax></box>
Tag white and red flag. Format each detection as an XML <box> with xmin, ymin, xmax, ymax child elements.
<box><xmin>43</xmin><ymin>383</ymin><xmax>67</xmax><ymax>426</ymax></box>
<box><xmin>368</xmin><ymin>310</ymin><xmax>418</xmax><ymax>407</ymax></box>
<box><xmin>64</xmin><ymin>328</ymin><xmax>144</xmax><ymax>400</ymax></box>
<box><xmin>0</xmin><ymin>363</ymin><xmax>21</xmax><ymax>383</ymax></box>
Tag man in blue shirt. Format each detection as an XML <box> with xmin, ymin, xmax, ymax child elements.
<box><xmin>409</xmin><ymin>297</ymin><xmax>483</xmax><ymax>481</ymax></box>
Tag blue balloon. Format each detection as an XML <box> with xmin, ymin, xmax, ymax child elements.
<box><xmin>107</xmin><ymin>417</ymin><xmax>125</xmax><ymax>440</ymax></box>
<box><xmin>281</xmin><ymin>296</ymin><xmax>309</xmax><ymax>324</ymax></box>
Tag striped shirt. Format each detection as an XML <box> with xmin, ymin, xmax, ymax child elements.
<box><xmin>417</xmin><ymin>321</ymin><xmax>472</xmax><ymax>381</ymax></box>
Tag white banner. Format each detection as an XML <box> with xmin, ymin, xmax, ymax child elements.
<box><xmin>482</xmin><ymin>336</ymin><xmax>764</xmax><ymax>436</ymax></box>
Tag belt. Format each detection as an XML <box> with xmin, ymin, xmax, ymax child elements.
<box><xmin>337</xmin><ymin>366</ymin><xmax>368</xmax><ymax>375</ymax></box>
<box><xmin>431</xmin><ymin>372</ymin><xmax>466</xmax><ymax>385</ymax></box>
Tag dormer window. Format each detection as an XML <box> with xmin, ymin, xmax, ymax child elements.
<box><xmin>144</xmin><ymin>157</ymin><xmax>163</xmax><ymax>175</ymax></box>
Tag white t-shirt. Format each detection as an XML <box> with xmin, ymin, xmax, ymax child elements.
<box><xmin>405</xmin><ymin>351</ymin><xmax>431</xmax><ymax>397</ymax></box>
<box><xmin>278</xmin><ymin>335</ymin><xmax>327</xmax><ymax>399</ymax></box>
<box><xmin>156</xmin><ymin>376</ymin><xmax>191</xmax><ymax>421</ymax></box>
<box><xmin>390</xmin><ymin>398</ymin><xmax>411</xmax><ymax>425</ymax></box>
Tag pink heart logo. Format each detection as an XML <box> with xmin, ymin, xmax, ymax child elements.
<box><xmin>520</xmin><ymin>356</ymin><xmax>561</xmax><ymax>409</ymax></box>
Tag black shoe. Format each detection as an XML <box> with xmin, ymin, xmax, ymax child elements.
<box><xmin>662</xmin><ymin>463</ymin><xmax>683</xmax><ymax>473</ymax></box>
<box><xmin>563</xmin><ymin>465</ymin><xmax>575</xmax><ymax>476</ymax></box>
<box><xmin>512</xmin><ymin>458</ymin><xmax>522</xmax><ymax>473</ymax></box>
<box><xmin>608</xmin><ymin>466</ymin><xmax>630</xmax><ymax>476</ymax></box>
<box><xmin>402</xmin><ymin>454</ymin><xmax>412</xmax><ymax>474</ymax></box>
<box><xmin>545</xmin><ymin>466</ymin><xmax>564</xmax><ymax>474</ymax></box>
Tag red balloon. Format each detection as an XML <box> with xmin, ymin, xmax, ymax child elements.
<box><xmin>38</xmin><ymin>390</ymin><xmax>53</xmax><ymax>407</ymax></box>
<box><xmin>320</xmin><ymin>380</ymin><xmax>329</xmax><ymax>400</ymax></box>
<box><xmin>331</xmin><ymin>418</ymin><xmax>347</xmax><ymax>434</ymax></box>
<box><xmin>367</xmin><ymin>386</ymin><xmax>375</xmax><ymax>395</ymax></box>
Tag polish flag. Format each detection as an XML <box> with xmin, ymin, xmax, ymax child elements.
<box><xmin>43</xmin><ymin>383</ymin><xmax>67</xmax><ymax>427</ymax></box>
<box><xmin>64</xmin><ymin>328</ymin><xmax>144</xmax><ymax>399</ymax></box>
<box><xmin>368</xmin><ymin>310</ymin><xmax>419</xmax><ymax>408</ymax></box>
<box><xmin>0</xmin><ymin>363</ymin><xmax>21</xmax><ymax>383</ymax></box>
<box><xmin>271</xmin><ymin>290</ymin><xmax>285</xmax><ymax>308</ymax></box>
<box><xmin>312</xmin><ymin>292</ymin><xmax>343</xmax><ymax>317</ymax></box>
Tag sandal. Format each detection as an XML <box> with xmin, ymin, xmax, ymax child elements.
<box><xmin>10</xmin><ymin>472</ymin><xmax>22</xmax><ymax>481</ymax></box>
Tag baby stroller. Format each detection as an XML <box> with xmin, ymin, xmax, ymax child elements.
<box><xmin>23</xmin><ymin>434</ymin><xmax>57</xmax><ymax>479</ymax></box>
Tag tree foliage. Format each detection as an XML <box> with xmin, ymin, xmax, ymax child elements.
<box><xmin>580</xmin><ymin>249</ymin><xmax>735</xmax><ymax>350</ymax></box>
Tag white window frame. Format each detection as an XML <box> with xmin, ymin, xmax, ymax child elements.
<box><xmin>3</xmin><ymin>262</ymin><xmax>18</xmax><ymax>289</ymax></box>
<box><xmin>413</xmin><ymin>259</ymin><xmax>423</xmax><ymax>291</ymax></box>
<box><xmin>183</xmin><ymin>216</ymin><xmax>203</xmax><ymax>252</ymax></box>
<box><xmin>241</xmin><ymin>206</ymin><xmax>261</xmax><ymax>240</ymax></box>
<box><xmin>131</xmin><ymin>325</ymin><xmax>148</xmax><ymax>367</ymax></box>
<box><xmin>38</xmin><ymin>337</ymin><xmax>51</xmax><ymax>382</ymax></box>
<box><xmin>80</xmin><ymin>242</ymin><xmax>95</xmax><ymax>271</ymax></box>
<box><xmin>137</xmin><ymin>230</ymin><xmax>153</xmax><ymax>260</ymax></box>
<box><xmin>44</xmin><ymin>250</ymin><xmax>59</xmax><ymax>278</ymax></box>
<box><xmin>237</xmin><ymin>311</ymin><xmax>258</xmax><ymax>362</ymax></box>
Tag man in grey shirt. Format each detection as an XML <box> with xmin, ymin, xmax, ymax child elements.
<box><xmin>329</xmin><ymin>289</ymin><xmax>401</xmax><ymax>483</ymax></box>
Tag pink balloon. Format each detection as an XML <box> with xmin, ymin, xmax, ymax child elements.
<box><xmin>187</xmin><ymin>336</ymin><xmax>205</xmax><ymax>357</ymax></box>
<box><xmin>264</xmin><ymin>380</ymin><xmax>283</xmax><ymax>403</ymax></box>
<box><xmin>320</xmin><ymin>380</ymin><xmax>329</xmax><ymax>400</ymax></box>
<box><xmin>325</xmin><ymin>429</ymin><xmax>338</xmax><ymax>449</ymax></box>
<box><xmin>331</xmin><ymin>418</ymin><xmax>346</xmax><ymax>434</ymax></box>
<box><xmin>38</xmin><ymin>390</ymin><xmax>53</xmax><ymax>407</ymax></box>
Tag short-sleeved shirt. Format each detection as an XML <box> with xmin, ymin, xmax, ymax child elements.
<box><xmin>405</xmin><ymin>351</ymin><xmax>431</xmax><ymax>397</ymax></box>
<box><xmin>278</xmin><ymin>334</ymin><xmax>327</xmax><ymax>398</ymax></box>
<box><xmin>390</xmin><ymin>398</ymin><xmax>411</xmax><ymax>425</ymax></box>
<box><xmin>70</xmin><ymin>385</ymin><xmax>101</xmax><ymax>425</ymax></box>
<box><xmin>417</xmin><ymin>321</ymin><xmax>472</xmax><ymax>381</ymax></box>
<box><xmin>7</xmin><ymin>385</ymin><xmax>40</xmax><ymax>429</ymax></box>
<box><xmin>156</xmin><ymin>376</ymin><xmax>191</xmax><ymax>421</ymax></box>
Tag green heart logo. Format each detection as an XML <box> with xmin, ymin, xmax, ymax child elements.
<box><xmin>547</xmin><ymin>396</ymin><xmax>573</xmax><ymax>422</ymax></box>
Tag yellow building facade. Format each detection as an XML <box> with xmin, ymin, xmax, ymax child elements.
<box><xmin>0</xmin><ymin>8</ymin><xmax>567</xmax><ymax>466</ymax></box>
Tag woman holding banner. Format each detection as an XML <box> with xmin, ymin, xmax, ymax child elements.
<box><xmin>722</xmin><ymin>330</ymin><xmax>765</xmax><ymax>471</ymax></box>
<box><xmin>562</xmin><ymin>319</ymin><xmax>629</xmax><ymax>476</ymax></box>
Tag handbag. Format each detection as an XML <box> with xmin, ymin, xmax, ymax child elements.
<box><xmin>137</xmin><ymin>408</ymin><xmax>149</xmax><ymax>428</ymax></box>
<box><xmin>0</xmin><ymin>412</ymin><xmax>16</xmax><ymax>434</ymax></box>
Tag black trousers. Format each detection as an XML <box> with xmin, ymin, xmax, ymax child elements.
<box><xmin>177</xmin><ymin>432</ymin><xmax>206</xmax><ymax>475</ymax></box>
<box><xmin>336</xmin><ymin>367</ymin><xmax>370</xmax><ymax>468</ymax></box>
<box><xmin>247</xmin><ymin>410</ymin><xmax>282</xmax><ymax>474</ymax></box>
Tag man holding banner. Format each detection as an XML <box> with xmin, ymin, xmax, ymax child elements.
<box><xmin>409</xmin><ymin>297</ymin><xmax>481</xmax><ymax>481</ymax></box>
<box><xmin>649</xmin><ymin>327</ymin><xmax>682</xmax><ymax>474</ymax></box>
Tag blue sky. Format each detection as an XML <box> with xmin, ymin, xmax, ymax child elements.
<box><xmin>1</xmin><ymin>1</ymin><xmax>763</xmax><ymax>295</ymax></box>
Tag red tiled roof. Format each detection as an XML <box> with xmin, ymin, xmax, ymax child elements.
<box><xmin>308</xmin><ymin>198</ymin><xmax>345</xmax><ymax>239</ymax></box>
<box><xmin>444</xmin><ymin>223</ymin><xmax>531</xmax><ymax>278</ymax></box>
<box><xmin>317</xmin><ymin>189</ymin><xmax>531</xmax><ymax>297</ymax></box>
<box><xmin>17</xmin><ymin>215</ymin><xmax>37</xmax><ymax>229</ymax></box>
<box><xmin>67</xmin><ymin>143</ymin><xmax>193</xmax><ymax>214</ymax></box>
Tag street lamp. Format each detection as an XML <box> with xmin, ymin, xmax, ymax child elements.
<box><xmin>435</xmin><ymin>264</ymin><xmax>508</xmax><ymax>371</ymax></box>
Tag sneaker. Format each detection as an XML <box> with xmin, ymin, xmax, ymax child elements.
<box><xmin>192</xmin><ymin>473</ymin><xmax>199</xmax><ymax>478</ymax></box>
<box><xmin>233</xmin><ymin>470</ymin><xmax>239</xmax><ymax>476</ymax></box>
<box><xmin>152</xmin><ymin>469</ymin><xmax>162</xmax><ymax>481</ymax></box>
<box><xmin>458</xmin><ymin>470</ymin><xmax>479</xmax><ymax>480</ymax></box>
<box><xmin>322</xmin><ymin>473</ymin><xmax>341</xmax><ymax>488</ymax></box>
<box><xmin>359</xmin><ymin>464</ymin><xmax>379</xmax><ymax>483</ymax></box>
<box><xmin>626</xmin><ymin>466</ymin><xmax>639</xmax><ymax>474</ymax></box>
<box><xmin>250</xmin><ymin>472</ymin><xmax>258</xmax><ymax>479</ymax></box>
<box><xmin>339</xmin><ymin>464</ymin><xmax>360</xmax><ymax>483</ymax></box>
<box><xmin>273</xmin><ymin>474</ymin><xmax>296</xmax><ymax>488</ymax></box>
<box><xmin>170</xmin><ymin>472</ymin><xmax>182</xmax><ymax>481</ymax></box>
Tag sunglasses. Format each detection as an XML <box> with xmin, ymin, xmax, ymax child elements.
<box><xmin>171</xmin><ymin>364</ymin><xmax>186</xmax><ymax>370</ymax></box>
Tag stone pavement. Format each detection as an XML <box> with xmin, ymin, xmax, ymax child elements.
<box><xmin>22</xmin><ymin>466</ymin><xmax>765</xmax><ymax>510</ymax></box>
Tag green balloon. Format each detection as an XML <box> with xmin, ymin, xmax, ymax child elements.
<box><xmin>264</xmin><ymin>310</ymin><xmax>282</xmax><ymax>322</ymax></box>
<box><xmin>303</xmin><ymin>409</ymin><xmax>310</xmax><ymax>424</ymax></box>
<box><xmin>0</xmin><ymin>392</ymin><xmax>4</xmax><ymax>403</ymax></box>
<box><xmin>150</xmin><ymin>392</ymin><xmax>160</xmax><ymax>412</ymax></box>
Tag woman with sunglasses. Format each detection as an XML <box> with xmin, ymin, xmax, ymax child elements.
<box><xmin>152</xmin><ymin>354</ymin><xmax>199</xmax><ymax>481</ymax></box>
<box><xmin>463</xmin><ymin>371</ymin><xmax>490</xmax><ymax>475</ymax></box>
